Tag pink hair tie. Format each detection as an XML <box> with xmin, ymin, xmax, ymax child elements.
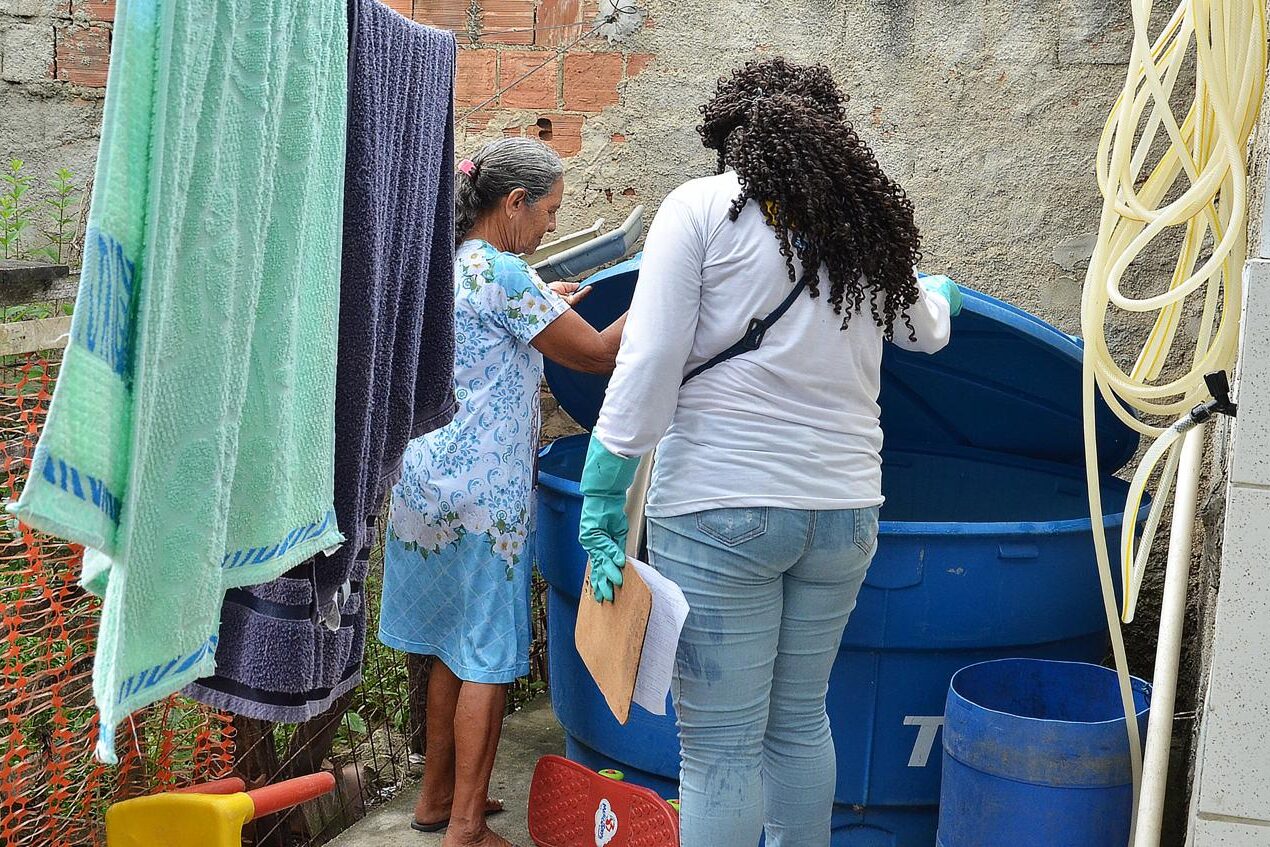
<box><xmin>458</xmin><ymin>159</ymin><xmax>478</xmax><ymax>177</ymax></box>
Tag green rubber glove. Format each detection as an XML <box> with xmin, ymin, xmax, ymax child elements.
<box><xmin>921</xmin><ymin>275</ymin><xmax>964</xmax><ymax>317</ymax></box>
<box><xmin>578</xmin><ymin>434</ymin><xmax>641</xmax><ymax>604</ymax></box>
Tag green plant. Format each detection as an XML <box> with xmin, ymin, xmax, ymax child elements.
<box><xmin>332</xmin><ymin>709</ymin><xmax>369</xmax><ymax>754</ymax></box>
<box><xmin>0</xmin><ymin>159</ymin><xmax>34</xmax><ymax>260</ymax></box>
<box><xmin>4</xmin><ymin>304</ymin><xmax>55</xmax><ymax>321</ymax></box>
<box><xmin>0</xmin><ymin>160</ymin><xmax>85</xmax><ymax>266</ymax></box>
<box><xmin>39</xmin><ymin>169</ymin><xmax>81</xmax><ymax>265</ymax></box>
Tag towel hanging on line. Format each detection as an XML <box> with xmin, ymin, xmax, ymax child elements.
<box><xmin>185</xmin><ymin>0</ymin><xmax>459</xmax><ymax>723</ymax></box>
<box><xmin>10</xmin><ymin>0</ymin><xmax>349</xmax><ymax>762</ymax></box>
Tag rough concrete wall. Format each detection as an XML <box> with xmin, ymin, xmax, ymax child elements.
<box><xmin>417</xmin><ymin>0</ymin><xmax>1154</xmax><ymax>435</ymax></box>
<box><xmin>1247</xmin><ymin>71</ymin><xmax>1270</xmax><ymax>260</ymax></box>
<box><xmin>0</xmin><ymin>1</ymin><xmax>110</xmax><ymax>197</ymax></box>
<box><xmin>1186</xmin><ymin>417</ymin><xmax>1231</xmax><ymax>837</ymax></box>
<box><xmin>457</xmin><ymin>0</ymin><xmax>1135</xmax><ymax>329</ymax></box>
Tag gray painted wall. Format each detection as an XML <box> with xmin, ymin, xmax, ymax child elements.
<box><xmin>544</xmin><ymin>0</ymin><xmax>1138</xmax><ymax>331</ymax></box>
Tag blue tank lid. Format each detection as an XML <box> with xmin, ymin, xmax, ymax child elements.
<box><xmin>542</xmin><ymin>254</ymin><xmax>1139</xmax><ymax>473</ymax></box>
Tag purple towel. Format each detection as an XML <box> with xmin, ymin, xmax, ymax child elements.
<box><xmin>185</xmin><ymin>0</ymin><xmax>457</xmax><ymax>722</ymax></box>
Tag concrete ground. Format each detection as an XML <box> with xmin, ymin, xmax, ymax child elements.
<box><xmin>327</xmin><ymin>697</ymin><xmax>563</xmax><ymax>847</ymax></box>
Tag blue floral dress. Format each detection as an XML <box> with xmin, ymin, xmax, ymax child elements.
<box><xmin>379</xmin><ymin>240</ymin><xmax>569</xmax><ymax>683</ymax></box>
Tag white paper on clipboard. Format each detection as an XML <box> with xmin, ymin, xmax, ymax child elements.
<box><xmin>628</xmin><ymin>558</ymin><xmax>689</xmax><ymax>715</ymax></box>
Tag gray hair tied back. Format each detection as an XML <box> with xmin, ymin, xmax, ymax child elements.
<box><xmin>455</xmin><ymin>137</ymin><xmax>564</xmax><ymax>247</ymax></box>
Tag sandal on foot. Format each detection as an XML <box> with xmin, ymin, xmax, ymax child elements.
<box><xmin>411</xmin><ymin>801</ymin><xmax>505</xmax><ymax>833</ymax></box>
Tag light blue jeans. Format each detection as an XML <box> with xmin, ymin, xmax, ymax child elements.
<box><xmin>647</xmin><ymin>506</ymin><xmax>879</xmax><ymax>847</ymax></box>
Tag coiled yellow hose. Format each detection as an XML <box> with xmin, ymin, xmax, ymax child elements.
<box><xmin>1081</xmin><ymin>0</ymin><xmax>1266</xmax><ymax>834</ymax></box>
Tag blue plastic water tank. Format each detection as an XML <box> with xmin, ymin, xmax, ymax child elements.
<box><xmin>536</xmin><ymin>255</ymin><xmax>1146</xmax><ymax>847</ymax></box>
<box><xmin>937</xmin><ymin>659</ymin><xmax>1151</xmax><ymax>847</ymax></box>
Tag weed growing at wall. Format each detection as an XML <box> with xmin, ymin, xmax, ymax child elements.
<box><xmin>0</xmin><ymin>160</ymin><xmax>85</xmax><ymax>268</ymax></box>
<box><xmin>0</xmin><ymin>160</ymin><xmax>34</xmax><ymax>261</ymax></box>
<box><xmin>41</xmin><ymin>169</ymin><xmax>81</xmax><ymax>265</ymax></box>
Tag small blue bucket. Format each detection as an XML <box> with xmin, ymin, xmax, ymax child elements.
<box><xmin>937</xmin><ymin>658</ymin><xmax>1150</xmax><ymax>847</ymax></box>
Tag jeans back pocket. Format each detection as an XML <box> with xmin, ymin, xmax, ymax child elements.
<box><xmin>695</xmin><ymin>507</ymin><xmax>769</xmax><ymax>547</ymax></box>
<box><xmin>853</xmin><ymin>506</ymin><xmax>880</xmax><ymax>555</ymax></box>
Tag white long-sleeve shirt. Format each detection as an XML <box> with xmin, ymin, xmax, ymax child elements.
<box><xmin>592</xmin><ymin>172</ymin><xmax>952</xmax><ymax>518</ymax></box>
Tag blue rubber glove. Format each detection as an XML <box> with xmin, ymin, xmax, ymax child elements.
<box><xmin>578</xmin><ymin>434</ymin><xmax>641</xmax><ymax>604</ymax></box>
<box><xmin>921</xmin><ymin>275</ymin><xmax>963</xmax><ymax>317</ymax></box>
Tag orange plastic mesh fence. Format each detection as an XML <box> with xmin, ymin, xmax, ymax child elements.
<box><xmin>0</xmin><ymin>350</ymin><xmax>237</xmax><ymax>847</ymax></box>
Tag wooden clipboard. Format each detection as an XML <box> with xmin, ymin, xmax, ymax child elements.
<box><xmin>575</xmin><ymin>560</ymin><xmax>652</xmax><ymax>725</ymax></box>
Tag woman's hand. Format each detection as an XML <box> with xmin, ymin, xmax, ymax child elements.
<box><xmin>533</xmin><ymin>279</ymin><xmax>627</xmax><ymax>374</ymax></box>
<box><xmin>548</xmin><ymin>280</ymin><xmax>592</xmax><ymax>307</ymax></box>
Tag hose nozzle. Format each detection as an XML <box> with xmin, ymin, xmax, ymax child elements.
<box><xmin>1188</xmin><ymin>371</ymin><xmax>1238</xmax><ymax>425</ymax></box>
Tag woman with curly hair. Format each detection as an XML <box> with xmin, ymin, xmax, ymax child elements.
<box><xmin>577</xmin><ymin>58</ymin><xmax>962</xmax><ymax>845</ymax></box>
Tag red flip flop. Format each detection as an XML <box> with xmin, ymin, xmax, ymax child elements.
<box><xmin>527</xmin><ymin>755</ymin><xmax>679</xmax><ymax>847</ymax></box>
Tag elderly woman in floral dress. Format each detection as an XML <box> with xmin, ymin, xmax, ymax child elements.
<box><xmin>379</xmin><ymin>138</ymin><xmax>626</xmax><ymax>847</ymax></box>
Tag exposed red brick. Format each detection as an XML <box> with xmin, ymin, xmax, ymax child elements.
<box><xmin>626</xmin><ymin>52</ymin><xmax>654</xmax><ymax>77</ymax></box>
<box><xmin>499</xmin><ymin>51</ymin><xmax>559</xmax><ymax>110</ymax></box>
<box><xmin>413</xmin><ymin>0</ymin><xmax>467</xmax><ymax>32</ymax></box>
<box><xmin>536</xmin><ymin>0</ymin><xmax>582</xmax><ymax>47</ymax></box>
<box><xmin>611</xmin><ymin>133</ymin><xmax>627</xmax><ymax>143</ymax></box>
<box><xmin>524</xmin><ymin>113</ymin><xmax>583</xmax><ymax>156</ymax></box>
<box><xmin>381</xmin><ymin>0</ymin><xmax>412</xmax><ymax>18</ymax></box>
<box><xmin>72</xmin><ymin>0</ymin><xmax>116</xmax><ymax>22</ymax></box>
<box><xmin>463</xmin><ymin>113</ymin><xmax>493</xmax><ymax>134</ymax></box>
<box><xmin>622</xmin><ymin>188</ymin><xmax>637</xmax><ymax>196</ymax></box>
<box><xmin>55</xmin><ymin>25</ymin><xmax>109</xmax><ymax>88</ymax></box>
<box><xmin>563</xmin><ymin>51</ymin><xmax>622</xmax><ymax>113</ymax></box>
<box><xmin>504</xmin><ymin>126</ymin><xmax>525</xmax><ymax>138</ymax></box>
<box><xmin>456</xmin><ymin>48</ymin><xmax>498</xmax><ymax>107</ymax></box>
<box><xmin>482</xmin><ymin>0</ymin><xmax>534</xmax><ymax>45</ymax></box>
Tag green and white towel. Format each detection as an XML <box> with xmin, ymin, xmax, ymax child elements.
<box><xmin>10</xmin><ymin>0</ymin><xmax>347</xmax><ymax>762</ymax></box>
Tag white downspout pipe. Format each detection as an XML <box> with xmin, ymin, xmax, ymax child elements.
<box><xmin>1134</xmin><ymin>424</ymin><xmax>1206</xmax><ymax>847</ymax></box>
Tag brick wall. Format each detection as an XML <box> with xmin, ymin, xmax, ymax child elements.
<box><xmin>404</xmin><ymin>0</ymin><xmax>653</xmax><ymax>159</ymax></box>
<box><xmin>0</xmin><ymin>1</ymin><xmax>650</xmax><ymax>193</ymax></box>
<box><xmin>397</xmin><ymin>0</ymin><xmax>654</xmax><ymax>441</ymax></box>
<box><xmin>0</xmin><ymin>0</ymin><xmax>112</xmax><ymax>195</ymax></box>
<box><xmin>0</xmin><ymin>0</ymin><xmax>648</xmax><ymax>440</ymax></box>
<box><xmin>1</xmin><ymin>1</ymin><xmax>113</xmax><ymax>88</ymax></box>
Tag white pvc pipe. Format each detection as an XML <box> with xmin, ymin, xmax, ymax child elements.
<box><xmin>1134</xmin><ymin>424</ymin><xmax>1206</xmax><ymax>847</ymax></box>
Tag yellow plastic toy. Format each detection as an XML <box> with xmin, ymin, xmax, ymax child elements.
<box><xmin>106</xmin><ymin>772</ymin><xmax>335</xmax><ymax>847</ymax></box>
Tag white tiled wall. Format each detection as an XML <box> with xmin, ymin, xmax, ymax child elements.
<box><xmin>1192</xmin><ymin>817</ymin><xmax>1270</xmax><ymax>846</ymax></box>
<box><xmin>1191</xmin><ymin>259</ymin><xmax>1270</xmax><ymax>842</ymax></box>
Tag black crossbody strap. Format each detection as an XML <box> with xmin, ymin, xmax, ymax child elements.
<box><xmin>681</xmin><ymin>276</ymin><xmax>811</xmax><ymax>386</ymax></box>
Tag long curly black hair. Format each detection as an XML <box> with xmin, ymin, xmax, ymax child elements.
<box><xmin>698</xmin><ymin>58</ymin><xmax>922</xmax><ymax>340</ymax></box>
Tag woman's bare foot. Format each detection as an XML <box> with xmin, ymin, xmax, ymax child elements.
<box><xmin>414</xmin><ymin>796</ymin><xmax>505</xmax><ymax>829</ymax></box>
<box><xmin>441</xmin><ymin>822</ymin><xmax>518</xmax><ymax>847</ymax></box>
